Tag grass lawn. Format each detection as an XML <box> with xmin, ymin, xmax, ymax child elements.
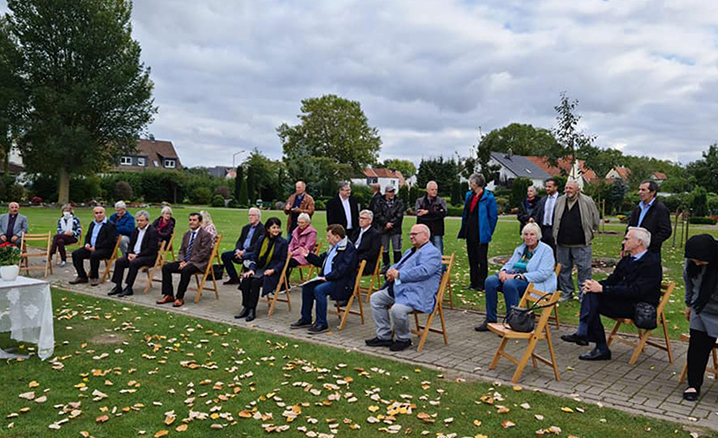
<box><xmin>0</xmin><ymin>288</ymin><xmax>709</xmax><ymax>438</ymax></box>
<box><xmin>20</xmin><ymin>206</ymin><xmax>718</xmax><ymax>339</ymax></box>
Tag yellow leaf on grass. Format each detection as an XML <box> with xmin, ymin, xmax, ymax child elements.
<box><xmin>368</xmin><ymin>406</ymin><xmax>380</xmax><ymax>412</ymax></box>
<box><xmin>28</xmin><ymin>381</ymin><xmax>40</xmax><ymax>388</ymax></box>
<box><xmin>164</xmin><ymin>416</ymin><xmax>175</xmax><ymax>425</ymax></box>
<box><xmin>561</xmin><ymin>407</ymin><xmax>574</xmax><ymax>413</ymax></box>
<box><xmin>238</xmin><ymin>410</ymin><xmax>252</xmax><ymax>418</ymax></box>
<box><xmin>175</xmin><ymin>424</ymin><xmax>188</xmax><ymax>432</ymax></box>
<box><xmin>473</xmin><ymin>420</ymin><xmax>482</xmax><ymax>427</ymax></box>
<box><xmin>501</xmin><ymin>420</ymin><xmax>515</xmax><ymax>428</ymax></box>
<box><xmin>154</xmin><ymin>431</ymin><xmax>169</xmax><ymax>438</ymax></box>
<box><xmin>95</xmin><ymin>415</ymin><xmax>110</xmax><ymax>423</ymax></box>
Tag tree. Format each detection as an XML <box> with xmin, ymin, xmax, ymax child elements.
<box><xmin>510</xmin><ymin>177</ymin><xmax>533</xmax><ymax>209</ymax></box>
<box><xmin>5</xmin><ymin>0</ymin><xmax>156</xmax><ymax>203</ymax></box>
<box><xmin>577</xmin><ymin>144</ymin><xmax>623</xmax><ymax>182</ymax></box>
<box><xmin>234</xmin><ymin>165</ymin><xmax>243</xmax><ymax>203</ymax></box>
<box><xmin>549</xmin><ymin>92</ymin><xmax>596</xmax><ymax>175</ymax></box>
<box><xmin>244</xmin><ymin>149</ymin><xmax>285</xmax><ymax>202</ymax></box>
<box><xmin>479</xmin><ymin>123</ymin><xmax>558</xmax><ymax>157</ymax></box>
<box><xmin>462</xmin><ymin>130</ymin><xmax>500</xmax><ymax>184</ymax></box>
<box><xmin>278</xmin><ymin>94</ymin><xmax>381</xmax><ymax>172</ymax></box>
<box><xmin>416</xmin><ymin>156</ymin><xmax>459</xmax><ymax>197</ymax></box>
<box><xmin>686</xmin><ymin>144</ymin><xmax>718</xmax><ymax>193</ymax></box>
<box><xmin>0</xmin><ymin>17</ymin><xmax>24</xmax><ymax>174</ymax></box>
<box><xmin>383</xmin><ymin>159</ymin><xmax>416</xmax><ymax>178</ymax></box>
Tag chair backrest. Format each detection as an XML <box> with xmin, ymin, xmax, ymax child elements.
<box><xmin>167</xmin><ymin>229</ymin><xmax>176</xmax><ymax>250</ymax></box>
<box><xmin>371</xmin><ymin>245</ymin><xmax>384</xmax><ymax>276</ymax></box>
<box><xmin>657</xmin><ymin>281</ymin><xmax>676</xmax><ymax>315</ymax></box>
<box><xmin>518</xmin><ymin>282</ymin><xmax>561</xmax><ymax>328</ymax></box>
<box><xmin>554</xmin><ymin>263</ymin><xmax>561</xmax><ymax>276</ymax></box>
<box><xmin>207</xmin><ymin>234</ymin><xmax>223</xmax><ymax>265</ymax></box>
<box><xmin>107</xmin><ymin>236</ymin><xmax>122</xmax><ymax>259</ymax></box>
<box><xmin>21</xmin><ymin>231</ymin><xmax>51</xmax><ymax>242</ymax></box>
<box><xmin>314</xmin><ymin>242</ymin><xmax>322</xmax><ymax>255</ymax></box>
<box><xmin>353</xmin><ymin>260</ymin><xmax>367</xmax><ymax>293</ymax></box>
<box><xmin>436</xmin><ymin>253</ymin><xmax>455</xmax><ymax>303</ymax></box>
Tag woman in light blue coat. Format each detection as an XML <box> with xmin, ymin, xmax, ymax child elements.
<box><xmin>475</xmin><ymin>222</ymin><xmax>556</xmax><ymax>331</ymax></box>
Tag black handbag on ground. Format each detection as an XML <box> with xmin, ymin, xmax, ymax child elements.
<box><xmin>212</xmin><ymin>264</ymin><xmax>224</xmax><ymax>279</ymax></box>
<box><xmin>634</xmin><ymin>302</ymin><xmax>657</xmax><ymax>330</ymax></box>
<box><xmin>504</xmin><ymin>292</ymin><xmax>556</xmax><ymax>333</ymax></box>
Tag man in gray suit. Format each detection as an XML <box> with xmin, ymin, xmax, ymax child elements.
<box><xmin>0</xmin><ymin>202</ymin><xmax>28</xmax><ymax>245</ymax></box>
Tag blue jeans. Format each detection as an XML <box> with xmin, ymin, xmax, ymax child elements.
<box><xmin>484</xmin><ymin>275</ymin><xmax>528</xmax><ymax>322</ymax></box>
<box><xmin>300</xmin><ymin>281</ymin><xmax>333</xmax><ymax>327</ymax></box>
<box><xmin>430</xmin><ymin>235</ymin><xmax>444</xmax><ymax>254</ymax></box>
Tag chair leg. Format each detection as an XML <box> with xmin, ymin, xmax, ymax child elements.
<box><xmin>606</xmin><ymin>320</ymin><xmax>622</xmax><ymax>347</ymax></box>
<box><xmin>268</xmin><ymin>293</ymin><xmax>278</xmax><ymax>317</ymax></box>
<box><xmin>679</xmin><ymin>361</ymin><xmax>688</xmax><ymax>383</ymax></box>
<box><xmin>661</xmin><ymin>314</ymin><xmax>674</xmax><ymax>363</ymax></box>
<box><xmin>490</xmin><ymin>337</ymin><xmax>508</xmax><ymax>369</ymax></box>
<box><xmin>194</xmin><ymin>273</ymin><xmax>208</xmax><ymax>304</ymax></box>
<box><xmin>629</xmin><ymin>330</ymin><xmax>652</xmax><ymax>365</ymax></box>
<box><xmin>512</xmin><ymin>337</ymin><xmax>539</xmax><ymax>383</ymax></box>
<box><xmin>438</xmin><ymin>306</ymin><xmax>448</xmax><ymax>345</ymax></box>
<box><xmin>553</xmin><ymin>306</ymin><xmax>560</xmax><ymax>329</ymax></box>
<box><xmin>545</xmin><ymin>327</ymin><xmax>560</xmax><ymax>381</ymax></box>
<box><xmin>210</xmin><ymin>270</ymin><xmax>219</xmax><ymax>299</ymax></box>
<box><xmin>417</xmin><ymin>313</ymin><xmax>436</xmax><ymax>353</ymax></box>
<box><xmin>143</xmin><ymin>268</ymin><xmax>153</xmax><ymax>294</ymax></box>
<box><xmin>339</xmin><ymin>296</ymin><xmax>354</xmax><ymax>331</ymax></box>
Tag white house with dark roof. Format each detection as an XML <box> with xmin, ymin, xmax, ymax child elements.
<box><xmin>488</xmin><ymin>150</ymin><xmax>552</xmax><ymax>188</ymax></box>
<box><xmin>113</xmin><ymin>138</ymin><xmax>182</xmax><ymax>172</ymax></box>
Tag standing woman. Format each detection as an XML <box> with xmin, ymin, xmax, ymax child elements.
<box><xmin>683</xmin><ymin>234</ymin><xmax>718</xmax><ymax>401</ymax></box>
<box><xmin>517</xmin><ymin>186</ymin><xmax>539</xmax><ymax>234</ymax></box>
<box><xmin>152</xmin><ymin>206</ymin><xmax>176</xmax><ymax>246</ymax></box>
<box><xmin>235</xmin><ymin>217</ymin><xmax>288</xmax><ymax>322</ymax></box>
<box><xmin>457</xmin><ymin>174</ymin><xmax>498</xmax><ymax>291</ymax></box>
<box><xmin>50</xmin><ymin>204</ymin><xmax>82</xmax><ymax>267</ymax></box>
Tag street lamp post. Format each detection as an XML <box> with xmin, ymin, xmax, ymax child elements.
<box><xmin>232</xmin><ymin>150</ymin><xmax>246</xmax><ymax>168</ymax></box>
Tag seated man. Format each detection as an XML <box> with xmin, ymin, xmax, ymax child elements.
<box><xmin>290</xmin><ymin>224</ymin><xmax>358</xmax><ymax>334</ymax></box>
<box><xmin>366</xmin><ymin>224</ymin><xmax>442</xmax><ymax>352</ymax></box>
<box><xmin>156</xmin><ymin>212</ymin><xmax>213</xmax><ymax>308</ymax></box>
<box><xmin>108</xmin><ymin>210</ymin><xmax>159</xmax><ymax>297</ymax></box>
<box><xmin>351</xmin><ymin>209</ymin><xmax>382</xmax><ymax>272</ymax></box>
<box><xmin>221</xmin><ymin>207</ymin><xmax>264</xmax><ymax>285</ymax></box>
<box><xmin>69</xmin><ymin>206</ymin><xmax>118</xmax><ymax>286</ymax></box>
<box><xmin>110</xmin><ymin>201</ymin><xmax>135</xmax><ymax>255</ymax></box>
<box><xmin>561</xmin><ymin>227</ymin><xmax>662</xmax><ymax>360</ymax></box>
<box><xmin>0</xmin><ymin>202</ymin><xmax>28</xmax><ymax>245</ymax></box>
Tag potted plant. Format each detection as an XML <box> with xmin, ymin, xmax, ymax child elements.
<box><xmin>0</xmin><ymin>242</ymin><xmax>21</xmax><ymax>281</ymax></box>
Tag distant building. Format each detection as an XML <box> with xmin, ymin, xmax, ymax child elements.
<box><xmin>651</xmin><ymin>171</ymin><xmax>667</xmax><ymax>185</ymax></box>
<box><xmin>207</xmin><ymin>166</ymin><xmax>236</xmax><ymax>179</ymax></box>
<box><xmin>524</xmin><ymin>156</ymin><xmax>598</xmax><ymax>186</ymax></box>
<box><xmin>489</xmin><ymin>151</ymin><xmax>552</xmax><ymax>189</ymax></box>
<box><xmin>113</xmin><ymin>138</ymin><xmax>182</xmax><ymax>172</ymax></box>
<box><xmin>351</xmin><ymin>168</ymin><xmax>405</xmax><ymax>193</ymax></box>
<box><xmin>605</xmin><ymin>166</ymin><xmax>631</xmax><ymax>183</ymax></box>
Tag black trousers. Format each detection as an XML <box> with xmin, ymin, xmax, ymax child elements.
<box><xmin>577</xmin><ymin>292</ymin><xmax>634</xmax><ymax>346</ymax></box>
<box><xmin>540</xmin><ymin>225</ymin><xmax>556</xmax><ymax>255</ymax></box>
<box><xmin>161</xmin><ymin>261</ymin><xmax>201</xmax><ymax>300</ymax></box>
<box><xmin>112</xmin><ymin>255</ymin><xmax>155</xmax><ymax>288</ymax></box>
<box><xmin>72</xmin><ymin>247</ymin><xmax>112</xmax><ymax>279</ymax></box>
<box><xmin>466</xmin><ymin>237</ymin><xmax>489</xmax><ymax>289</ymax></box>
<box><xmin>239</xmin><ymin>276</ymin><xmax>263</xmax><ymax>310</ymax></box>
<box><xmin>687</xmin><ymin>328</ymin><xmax>718</xmax><ymax>390</ymax></box>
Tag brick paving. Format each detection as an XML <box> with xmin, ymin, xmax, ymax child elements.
<box><xmin>27</xmin><ymin>256</ymin><xmax>718</xmax><ymax>431</ymax></box>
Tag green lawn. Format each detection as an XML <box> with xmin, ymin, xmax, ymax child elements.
<box><xmin>20</xmin><ymin>206</ymin><xmax>717</xmax><ymax>339</ymax></box>
<box><xmin>0</xmin><ymin>288</ymin><xmax>709</xmax><ymax>438</ymax></box>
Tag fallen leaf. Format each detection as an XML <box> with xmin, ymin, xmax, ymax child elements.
<box><xmin>175</xmin><ymin>424</ymin><xmax>188</xmax><ymax>432</ymax></box>
<box><xmin>95</xmin><ymin>415</ymin><xmax>109</xmax><ymax>423</ymax></box>
<box><xmin>154</xmin><ymin>431</ymin><xmax>169</xmax><ymax>438</ymax></box>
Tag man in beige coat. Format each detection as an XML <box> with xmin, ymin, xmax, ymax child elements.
<box><xmin>284</xmin><ymin>181</ymin><xmax>315</xmax><ymax>238</ymax></box>
<box><xmin>552</xmin><ymin>180</ymin><xmax>600</xmax><ymax>302</ymax></box>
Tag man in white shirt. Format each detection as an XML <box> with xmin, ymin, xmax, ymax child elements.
<box><xmin>350</xmin><ymin>210</ymin><xmax>382</xmax><ymax>270</ymax></box>
<box><xmin>109</xmin><ymin>210</ymin><xmax>159</xmax><ymax>297</ymax></box>
<box><xmin>326</xmin><ymin>181</ymin><xmax>360</xmax><ymax>235</ymax></box>
<box><xmin>530</xmin><ymin>177</ymin><xmax>559</xmax><ymax>253</ymax></box>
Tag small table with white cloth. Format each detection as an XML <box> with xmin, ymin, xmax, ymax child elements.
<box><xmin>0</xmin><ymin>276</ymin><xmax>54</xmax><ymax>360</ymax></box>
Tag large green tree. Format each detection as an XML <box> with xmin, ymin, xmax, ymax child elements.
<box><xmin>462</xmin><ymin>130</ymin><xmax>501</xmax><ymax>185</ymax></box>
<box><xmin>383</xmin><ymin>158</ymin><xmax>416</xmax><ymax>178</ymax></box>
<box><xmin>479</xmin><ymin>123</ymin><xmax>558</xmax><ymax>157</ymax></box>
<box><xmin>5</xmin><ymin>0</ymin><xmax>156</xmax><ymax>203</ymax></box>
<box><xmin>687</xmin><ymin>144</ymin><xmax>718</xmax><ymax>194</ymax></box>
<box><xmin>0</xmin><ymin>17</ymin><xmax>24</xmax><ymax>173</ymax></box>
<box><xmin>416</xmin><ymin>156</ymin><xmax>459</xmax><ymax>197</ymax></box>
<box><xmin>549</xmin><ymin>92</ymin><xmax>596</xmax><ymax>175</ymax></box>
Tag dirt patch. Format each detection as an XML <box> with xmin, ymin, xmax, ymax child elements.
<box><xmin>89</xmin><ymin>333</ymin><xmax>128</xmax><ymax>345</ymax></box>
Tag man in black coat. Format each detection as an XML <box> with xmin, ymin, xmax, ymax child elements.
<box><xmin>351</xmin><ymin>209</ymin><xmax>382</xmax><ymax>271</ymax></box>
<box><xmin>326</xmin><ymin>181</ymin><xmax>360</xmax><ymax>235</ymax></box>
<box><xmin>375</xmin><ymin>185</ymin><xmax>404</xmax><ymax>270</ymax></box>
<box><xmin>529</xmin><ymin>177</ymin><xmax>559</xmax><ymax>254</ymax></box>
<box><xmin>221</xmin><ymin>208</ymin><xmax>265</xmax><ymax>285</ymax></box>
<box><xmin>108</xmin><ymin>210</ymin><xmax>159</xmax><ymax>297</ymax></box>
<box><xmin>627</xmin><ymin>180</ymin><xmax>671</xmax><ymax>255</ymax></box>
<box><xmin>561</xmin><ymin>227</ymin><xmax>662</xmax><ymax>361</ymax></box>
<box><xmin>70</xmin><ymin>206</ymin><xmax>118</xmax><ymax>286</ymax></box>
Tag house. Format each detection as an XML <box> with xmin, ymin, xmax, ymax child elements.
<box><xmin>651</xmin><ymin>171</ymin><xmax>667</xmax><ymax>185</ymax></box>
<box><xmin>605</xmin><ymin>166</ymin><xmax>631</xmax><ymax>183</ymax></box>
<box><xmin>524</xmin><ymin>156</ymin><xmax>598</xmax><ymax>186</ymax></box>
<box><xmin>207</xmin><ymin>166</ymin><xmax>236</xmax><ymax>179</ymax></box>
<box><xmin>351</xmin><ymin>168</ymin><xmax>405</xmax><ymax>193</ymax></box>
<box><xmin>488</xmin><ymin>151</ymin><xmax>551</xmax><ymax>189</ymax></box>
<box><xmin>113</xmin><ymin>138</ymin><xmax>182</xmax><ymax>172</ymax></box>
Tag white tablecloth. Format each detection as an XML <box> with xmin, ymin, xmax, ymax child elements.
<box><xmin>0</xmin><ymin>276</ymin><xmax>54</xmax><ymax>360</ymax></box>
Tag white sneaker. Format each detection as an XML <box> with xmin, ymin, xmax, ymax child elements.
<box><xmin>59</xmin><ymin>261</ymin><xmax>66</xmax><ymax>268</ymax></box>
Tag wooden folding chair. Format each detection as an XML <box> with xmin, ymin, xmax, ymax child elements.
<box><xmin>441</xmin><ymin>254</ymin><xmax>454</xmax><ymax>309</ymax></box>
<box><xmin>411</xmin><ymin>252</ymin><xmax>454</xmax><ymax>352</ymax></box>
<box><xmin>295</xmin><ymin>242</ymin><xmax>322</xmax><ymax>281</ymax></box>
<box><xmin>100</xmin><ymin>237</ymin><xmax>122</xmax><ymax>283</ymax></box>
<box><xmin>679</xmin><ymin>333</ymin><xmax>718</xmax><ymax>383</ymax></box>
<box><xmin>166</xmin><ymin>230</ymin><xmax>177</xmax><ymax>261</ymax></box>
<box><xmin>141</xmin><ymin>241</ymin><xmax>167</xmax><ymax>293</ymax></box>
<box><xmin>266</xmin><ymin>252</ymin><xmax>292</xmax><ymax>317</ymax></box>
<box><xmin>191</xmin><ymin>234</ymin><xmax>223</xmax><ymax>303</ymax></box>
<box><xmin>335</xmin><ymin>260</ymin><xmax>367</xmax><ymax>331</ymax></box>
<box><xmin>362</xmin><ymin>245</ymin><xmax>383</xmax><ymax>303</ymax></box>
<box><xmin>488</xmin><ymin>284</ymin><xmax>561</xmax><ymax>383</ymax></box>
<box><xmin>549</xmin><ymin>263</ymin><xmax>561</xmax><ymax>329</ymax></box>
<box><xmin>19</xmin><ymin>231</ymin><xmax>53</xmax><ymax>277</ymax></box>
<box><xmin>606</xmin><ymin>281</ymin><xmax>675</xmax><ymax>365</ymax></box>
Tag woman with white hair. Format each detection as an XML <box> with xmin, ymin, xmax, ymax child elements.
<box><xmin>152</xmin><ymin>206</ymin><xmax>176</xmax><ymax>245</ymax></box>
<box><xmin>288</xmin><ymin>213</ymin><xmax>317</xmax><ymax>268</ymax></box>
<box><xmin>475</xmin><ymin>222</ymin><xmax>556</xmax><ymax>332</ymax></box>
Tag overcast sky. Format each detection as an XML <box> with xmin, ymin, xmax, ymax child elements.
<box><xmin>4</xmin><ymin>0</ymin><xmax>718</xmax><ymax>168</ymax></box>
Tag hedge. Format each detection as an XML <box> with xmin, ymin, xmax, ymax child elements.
<box><xmin>689</xmin><ymin>216</ymin><xmax>717</xmax><ymax>225</ymax></box>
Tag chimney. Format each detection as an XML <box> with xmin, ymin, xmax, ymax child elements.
<box><xmin>506</xmin><ymin>148</ymin><xmax>513</xmax><ymax>159</ymax></box>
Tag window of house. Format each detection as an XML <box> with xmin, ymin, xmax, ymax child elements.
<box><xmin>137</xmin><ymin>157</ymin><xmax>146</xmax><ymax>166</ymax></box>
<box><xmin>164</xmin><ymin>159</ymin><xmax>176</xmax><ymax>168</ymax></box>
<box><xmin>120</xmin><ymin>156</ymin><xmax>132</xmax><ymax>165</ymax></box>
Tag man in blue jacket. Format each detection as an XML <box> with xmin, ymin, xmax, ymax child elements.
<box><xmin>457</xmin><ymin>174</ymin><xmax>498</xmax><ymax>291</ymax></box>
<box><xmin>290</xmin><ymin>224</ymin><xmax>358</xmax><ymax>334</ymax></box>
<box><xmin>110</xmin><ymin>201</ymin><xmax>135</xmax><ymax>256</ymax></box>
<box><xmin>366</xmin><ymin>224</ymin><xmax>443</xmax><ymax>351</ymax></box>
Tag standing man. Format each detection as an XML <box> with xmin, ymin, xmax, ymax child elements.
<box><xmin>627</xmin><ymin>180</ymin><xmax>671</xmax><ymax>255</ymax></box>
<box><xmin>368</xmin><ymin>183</ymin><xmax>382</xmax><ymax>213</ymax></box>
<box><xmin>221</xmin><ymin>208</ymin><xmax>265</xmax><ymax>285</ymax></box>
<box><xmin>375</xmin><ymin>184</ymin><xmax>404</xmax><ymax>272</ymax></box>
<box><xmin>69</xmin><ymin>207</ymin><xmax>117</xmax><ymax>286</ymax></box>
<box><xmin>458</xmin><ymin>174</ymin><xmax>498</xmax><ymax>291</ymax></box>
<box><xmin>530</xmin><ymin>177</ymin><xmax>560</xmax><ymax>253</ymax></box>
<box><xmin>110</xmin><ymin>201</ymin><xmax>135</xmax><ymax>256</ymax></box>
<box><xmin>415</xmin><ymin>181</ymin><xmax>447</xmax><ymax>254</ymax></box>
<box><xmin>0</xmin><ymin>202</ymin><xmax>28</xmax><ymax>245</ymax></box>
<box><xmin>108</xmin><ymin>210</ymin><xmax>158</xmax><ymax>297</ymax></box>
<box><xmin>326</xmin><ymin>182</ymin><xmax>360</xmax><ymax>236</ymax></box>
<box><xmin>157</xmin><ymin>213</ymin><xmax>213</xmax><ymax>308</ymax></box>
<box><xmin>553</xmin><ymin>180</ymin><xmax>600</xmax><ymax>302</ymax></box>
<box><xmin>284</xmin><ymin>181</ymin><xmax>315</xmax><ymax>239</ymax></box>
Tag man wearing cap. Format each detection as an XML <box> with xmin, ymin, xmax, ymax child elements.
<box><xmin>375</xmin><ymin>184</ymin><xmax>404</xmax><ymax>272</ymax></box>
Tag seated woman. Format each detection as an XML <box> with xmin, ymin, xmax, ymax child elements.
<box><xmin>50</xmin><ymin>204</ymin><xmax>82</xmax><ymax>267</ymax></box>
<box><xmin>475</xmin><ymin>222</ymin><xmax>556</xmax><ymax>332</ymax></box>
<box><xmin>235</xmin><ymin>217</ymin><xmax>288</xmax><ymax>322</ymax></box>
<box><xmin>288</xmin><ymin>213</ymin><xmax>317</xmax><ymax>269</ymax></box>
<box><xmin>152</xmin><ymin>206</ymin><xmax>176</xmax><ymax>246</ymax></box>
<box><xmin>199</xmin><ymin>210</ymin><xmax>218</xmax><ymax>243</ymax></box>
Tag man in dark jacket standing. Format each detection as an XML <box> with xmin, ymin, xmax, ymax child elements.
<box><xmin>70</xmin><ymin>206</ymin><xmax>118</xmax><ymax>286</ymax></box>
<box><xmin>375</xmin><ymin>185</ymin><xmax>404</xmax><ymax>271</ymax></box>
<box><xmin>108</xmin><ymin>210</ymin><xmax>159</xmax><ymax>297</ymax></box>
<box><xmin>221</xmin><ymin>207</ymin><xmax>265</xmax><ymax>285</ymax></box>
<box><xmin>627</xmin><ymin>180</ymin><xmax>671</xmax><ymax>255</ymax></box>
<box><xmin>529</xmin><ymin>177</ymin><xmax>560</xmax><ymax>254</ymax></box>
<box><xmin>415</xmin><ymin>181</ymin><xmax>447</xmax><ymax>255</ymax></box>
<box><xmin>326</xmin><ymin>182</ymin><xmax>360</xmax><ymax>236</ymax></box>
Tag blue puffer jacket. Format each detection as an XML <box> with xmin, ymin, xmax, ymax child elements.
<box><xmin>457</xmin><ymin>190</ymin><xmax>498</xmax><ymax>244</ymax></box>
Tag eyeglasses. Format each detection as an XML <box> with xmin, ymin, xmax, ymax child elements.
<box><xmin>359</xmin><ymin>217</ymin><xmax>370</xmax><ymax>220</ymax></box>
<box><xmin>409</xmin><ymin>232</ymin><xmax>422</xmax><ymax>236</ymax></box>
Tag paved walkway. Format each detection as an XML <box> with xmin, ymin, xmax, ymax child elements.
<box><xmin>29</xmin><ymin>257</ymin><xmax>718</xmax><ymax>431</ymax></box>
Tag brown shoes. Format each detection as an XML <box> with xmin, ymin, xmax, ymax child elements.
<box><xmin>156</xmin><ymin>295</ymin><xmax>174</xmax><ymax>305</ymax></box>
<box><xmin>172</xmin><ymin>299</ymin><xmax>184</xmax><ymax>308</ymax></box>
<box><xmin>90</xmin><ymin>278</ymin><xmax>99</xmax><ymax>286</ymax></box>
<box><xmin>69</xmin><ymin>277</ymin><xmax>88</xmax><ymax>285</ymax></box>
